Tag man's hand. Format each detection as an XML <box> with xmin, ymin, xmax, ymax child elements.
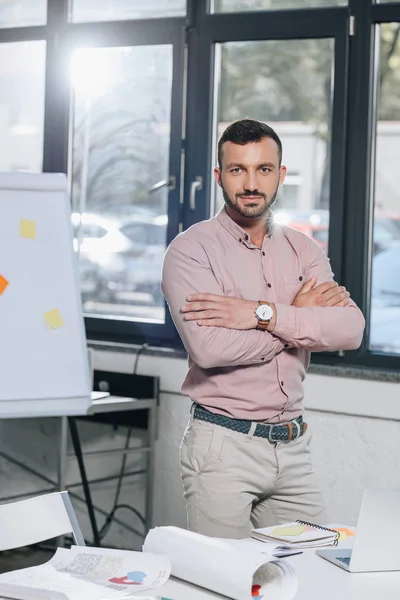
<box><xmin>181</xmin><ymin>294</ymin><xmax>258</xmax><ymax>329</ymax></box>
<box><xmin>293</xmin><ymin>277</ymin><xmax>350</xmax><ymax>308</ymax></box>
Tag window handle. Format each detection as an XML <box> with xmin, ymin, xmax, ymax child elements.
<box><xmin>149</xmin><ymin>176</ymin><xmax>176</xmax><ymax>193</ymax></box>
<box><xmin>190</xmin><ymin>176</ymin><xmax>203</xmax><ymax>210</ymax></box>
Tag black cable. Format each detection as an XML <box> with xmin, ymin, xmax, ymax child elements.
<box><xmin>133</xmin><ymin>343</ymin><xmax>149</xmax><ymax>375</ymax></box>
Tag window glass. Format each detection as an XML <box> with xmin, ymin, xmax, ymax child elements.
<box><xmin>369</xmin><ymin>23</ymin><xmax>400</xmax><ymax>355</ymax></box>
<box><xmin>0</xmin><ymin>41</ymin><xmax>46</xmax><ymax>172</ymax></box>
<box><xmin>213</xmin><ymin>38</ymin><xmax>334</xmax><ymax>257</ymax></box>
<box><xmin>0</xmin><ymin>0</ymin><xmax>46</xmax><ymax>28</ymax></box>
<box><xmin>70</xmin><ymin>46</ymin><xmax>172</xmax><ymax>321</ymax></box>
<box><xmin>70</xmin><ymin>0</ymin><xmax>186</xmax><ymax>23</ymax></box>
<box><xmin>212</xmin><ymin>0</ymin><xmax>346</xmax><ymax>14</ymax></box>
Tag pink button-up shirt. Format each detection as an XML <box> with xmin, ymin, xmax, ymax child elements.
<box><xmin>162</xmin><ymin>207</ymin><xmax>365</xmax><ymax>422</ymax></box>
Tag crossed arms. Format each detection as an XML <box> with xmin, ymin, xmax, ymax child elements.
<box><xmin>161</xmin><ymin>237</ymin><xmax>365</xmax><ymax>369</ymax></box>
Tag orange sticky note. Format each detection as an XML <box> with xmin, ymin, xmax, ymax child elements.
<box><xmin>0</xmin><ymin>274</ymin><xmax>9</xmax><ymax>295</ymax></box>
<box><xmin>44</xmin><ymin>308</ymin><xmax>64</xmax><ymax>330</ymax></box>
<box><xmin>334</xmin><ymin>527</ymin><xmax>355</xmax><ymax>537</ymax></box>
<box><xmin>20</xmin><ymin>218</ymin><xmax>36</xmax><ymax>239</ymax></box>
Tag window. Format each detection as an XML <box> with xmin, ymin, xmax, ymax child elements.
<box><xmin>212</xmin><ymin>38</ymin><xmax>334</xmax><ymax>252</ymax></box>
<box><xmin>70</xmin><ymin>46</ymin><xmax>173</xmax><ymax>322</ymax></box>
<box><xmin>369</xmin><ymin>23</ymin><xmax>400</xmax><ymax>356</ymax></box>
<box><xmin>0</xmin><ymin>0</ymin><xmax>46</xmax><ymax>28</ymax></box>
<box><xmin>5</xmin><ymin>0</ymin><xmax>399</xmax><ymax>367</ymax></box>
<box><xmin>70</xmin><ymin>0</ymin><xmax>186</xmax><ymax>23</ymax></box>
<box><xmin>0</xmin><ymin>41</ymin><xmax>46</xmax><ymax>172</ymax></box>
<box><xmin>211</xmin><ymin>0</ymin><xmax>346</xmax><ymax>13</ymax></box>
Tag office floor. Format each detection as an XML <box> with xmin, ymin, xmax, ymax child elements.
<box><xmin>0</xmin><ymin>546</ymin><xmax>53</xmax><ymax>574</ymax></box>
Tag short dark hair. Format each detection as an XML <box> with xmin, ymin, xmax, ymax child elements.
<box><xmin>217</xmin><ymin>119</ymin><xmax>282</xmax><ymax>168</ymax></box>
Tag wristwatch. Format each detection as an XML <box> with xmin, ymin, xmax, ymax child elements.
<box><xmin>255</xmin><ymin>301</ymin><xmax>274</xmax><ymax>330</ymax></box>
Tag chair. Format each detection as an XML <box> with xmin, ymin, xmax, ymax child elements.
<box><xmin>0</xmin><ymin>492</ymin><xmax>85</xmax><ymax>551</ymax></box>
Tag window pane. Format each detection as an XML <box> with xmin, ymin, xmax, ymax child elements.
<box><xmin>70</xmin><ymin>0</ymin><xmax>186</xmax><ymax>22</ymax></box>
<box><xmin>70</xmin><ymin>46</ymin><xmax>172</xmax><ymax>323</ymax></box>
<box><xmin>212</xmin><ymin>0</ymin><xmax>346</xmax><ymax>13</ymax></box>
<box><xmin>0</xmin><ymin>0</ymin><xmax>46</xmax><ymax>27</ymax></box>
<box><xmin>0</xmin><ymin>41</ymin><xmax>46</xmax><ymax>172</ymax></box>
<box><xmin>213</xmin><ymin>39</ymin><xmax>334</xmax><ymax>256</ymax></box>
<box><xmin>370</xmin><ymin>23</ymin><xmax>400</xmax><ymax>355</ymax></box>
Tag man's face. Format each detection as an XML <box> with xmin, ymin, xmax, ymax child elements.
<box><xmin>214</xmin><ymin>137</ymin><xmax>286</xmax><ymax>219</ymax></box>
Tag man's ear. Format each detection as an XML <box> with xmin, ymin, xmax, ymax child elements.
<box><xmin>278</xmin><ymin>165</ymin><xmax>287</xmax><ymax>186</ymax></box>
<box><xmin>214</xmin><ymin>167</ymin><xmax>222</xmax><ymax>187</ymax></box>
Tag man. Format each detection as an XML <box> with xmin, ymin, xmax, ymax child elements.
<box><xmin>161</xmin><ymin>119</ymin><xmax>365</xmax><ymax>539</ymax></box>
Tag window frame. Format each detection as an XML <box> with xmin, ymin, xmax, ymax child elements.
<box><xmin>48</xmin><ymin>2</ymin><xmax>186</xmax><ymax>346</ymax></box>
<box><xmin>183</xmin><ymin>1</ymin><xmax>350</xmax><ymax>351</ymax></box>
<box><xmin>1</xmin><ymin>0</ymin><xmax>400</xmax><ymax>367</ymax></box>
<box><xmin>333</xmin><ymin>0</ymin><xmax>400</xmax><ymax>371</ymax></box>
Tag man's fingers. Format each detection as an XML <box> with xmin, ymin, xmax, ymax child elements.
<box><xmin>298</xmin><ymin>276</ymin><xmax>317</xmax><ymax>294</ymax></box>
<box><xmin>326</xmin><ymin>294</ymin><xmax>350</xmax><ymax>307</ymax></box>
<box><xmin>181</xmin><ymin>301</ymin><xmax>217</xmax><ymax>313</ymax></box>
<box><xmin>323</xmin><ymin>286</ymin><xmax>348</xmax><ymax>303</ymax></box>
<box><xmin>336</xmin><ymin>299</ymin><xmax>351</xmax><ymax>307</ymax></box>
<box><xmin>196</xmin><ymin>318</ymin><xmax>224</xmax><ymax>327</ymax></box>
<box><xmin>186</xmin><ymin>293</ymin><xmax>223</xmax><ymax>302</ymax></box>
<box><xmin>183</xmin><ymin>310</ymin><xmax>224</xmax><ymax>320</ymax></box>
<box><xmin>314</xmin><ymin>280</ymin><xmax>338</xmax><ymax>294</ymax></box>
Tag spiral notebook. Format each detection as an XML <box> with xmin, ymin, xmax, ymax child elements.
<box><xmin>251</xmin><ymin>520</ymin><xmax>340</xmax><ymax>549</ymax></box>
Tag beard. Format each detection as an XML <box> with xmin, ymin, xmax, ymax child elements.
<box><xmin>221</xmin><ymin>181</ymin><xmax>279</xmax><ymax>219</ymax></box>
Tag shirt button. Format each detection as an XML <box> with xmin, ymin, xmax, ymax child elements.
<box><xmin>281</xmin><ymin>381</ymin><xmax>284</xmax><ymax>386</ymax></box>
<box><xmin>261</xmin><ymin>357</ymin><xmax>265</xmax><ymax>361</ymax></box>
<box><xmin>244</xmin><ymin>234</ymin><xmax>249</xmax><ymax>240</ymax></box>
<box><xmin>239</xmin><ymin>238</ymin><xmax>242</xmax><ymax>243</ymax></box>
<box><xmin>299</xmin><ymin>276</ymin><xmax>303</xmax><ymax>281</ymax></box>
<box><xmin>262</xmin><ymin>251</ymin><xmax>266</xmax><ymax>256</ymax></box>
<box><xmin>284</xmin><ymin>343</ymin><xmax>289</xmax><ymax>348</ymax></box>
<box><xmin>267</xmin><ymin>283</ymin><xmax>272</xmax><ymax>288</ymax></box>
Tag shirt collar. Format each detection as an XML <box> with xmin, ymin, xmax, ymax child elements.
<box><xmin>216</xmin><ymin>205</ymin><xmax>274</xmax><ymax>248</ymax></box>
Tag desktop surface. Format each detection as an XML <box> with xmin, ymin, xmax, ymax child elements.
<box><xmin>130</xmin><ymin>528</ymin><xmax>400</xmax><ymax>600</ymax></box>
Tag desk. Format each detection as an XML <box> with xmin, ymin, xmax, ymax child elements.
<box><xmin>132</xmin><ymin>541</ymin><xmax>400</xmax><ymax>600</ymax></box>
<box><xmin>58</xmin><ymin>392</ymin><xmax>158</xmax><ymax>545</ymax></box>
<box><xmin>1</xmin><ymin>535</ymin><xmax>399</xmax><ymax>600</ymax></box>
<box><xmin>1</xmin><ymin>373</ymin><xmax>159</xmax><ymax>547</ymax></box>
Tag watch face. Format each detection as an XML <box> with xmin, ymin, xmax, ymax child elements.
<box><xmin>256</xmin><ymin>304</ymin><xmax>273</xmax><ymax>321</ymax></box>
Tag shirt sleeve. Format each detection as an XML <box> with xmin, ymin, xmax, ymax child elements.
<box><xmin>161</xmin><ymin>236</ymin><xmax>286</xmax><ymax>369</ymax></box>
<box><xmin>272</xmin><ymin>239</ymin><xmax>366</xmax><ymax>351</ymax></box>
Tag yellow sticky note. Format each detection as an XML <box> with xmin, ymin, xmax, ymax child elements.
<box><xmin>338</xmin><ymin>531</ymin><xmax>347</xmax><ymax>541</ymax></box>
<box><xmin>0</xmin><ymin>274</ymin><xmax>9</xmax><ymax>295</ymax></box>
<box><xmin>44</xmin><ymin>308</ymin><xmax>64</xmax><ymax>330</ymax></box>
<box><xmin>270</xmin><ymin>525</ymin><xmax>307</xmax><ymax>537</ymax></box>
<box><xmin>20</xmin><ymin>218</ymin><xmax>36</xmax><ymax>239</ymax></box>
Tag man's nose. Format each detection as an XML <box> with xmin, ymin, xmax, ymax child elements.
<box><xmin>243</xmin><ymin>170</ymin><xmax>258</xmax><ymax>191</ymax></box>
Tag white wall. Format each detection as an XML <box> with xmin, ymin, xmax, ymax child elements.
<box><xmin>95</xmin><ymin>350</ymin><xmax>400</xmax><ymax>528</ymax></box>
<box><xmin>0</xmin><ymin>349</ymin><xmax>399</xmax><ymax>549</ymax></box>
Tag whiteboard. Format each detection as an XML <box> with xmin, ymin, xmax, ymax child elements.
<box><xmin>0</xmin><ymin>172</ymin><xmax>92</xmax><ymax>418</ymax></box>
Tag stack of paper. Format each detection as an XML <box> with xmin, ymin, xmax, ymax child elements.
<box><xmin>0</xmin><ymin>546</ymin><xmax>171</xmax><ymax>600</ymax></box>
<box><xmin>251</xmin><ymin>521</ymin><xmax>339</xmax><ymax>549</ymax></box>
<box><xmin>144</xmin><ymin>526</ymin><xmax>298</xmax><ymax>600</ymax></box>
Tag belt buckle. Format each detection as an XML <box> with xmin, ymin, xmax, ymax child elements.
<box><xmin>292</xmin><ymin>419</ymin><xmax>301</xmax><ymax>440</ymax></box>
<box><xmin>268</xmin><ymin>424</ymin><xmax>276</xmax><ymax>443</ymax></box>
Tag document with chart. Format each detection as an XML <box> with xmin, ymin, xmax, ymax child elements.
<box><xmin>0</xmin><ymin>545</ymin><xmax>171</xmax><ymax>600</ymax></box>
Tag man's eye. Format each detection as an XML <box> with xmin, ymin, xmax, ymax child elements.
<box><xmin>230</xmin><ymin>168</ymin><xmax>242</xmax><ymax>173</ymax></box>
<box><xmin>261</xmin><ymin>167</ymin><xmax>271</xmax><ymax>173</ymax></box>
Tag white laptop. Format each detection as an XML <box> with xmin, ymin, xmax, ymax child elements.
<box><xmin>317</xmin><ymin>489</ymin><xmax>400</xmax><ymax>573</ymax></box>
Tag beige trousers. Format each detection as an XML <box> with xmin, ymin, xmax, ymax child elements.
<box><xmin>180</xmin><ymin>412</ymin><xmax>327</xmax><ymax>539</ymax></box>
